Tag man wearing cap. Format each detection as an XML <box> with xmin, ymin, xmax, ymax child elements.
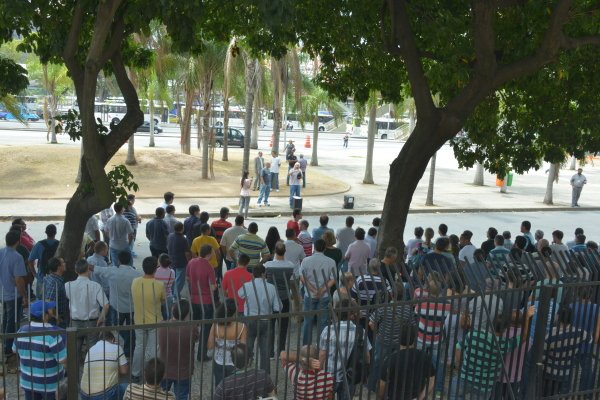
<box><xmin>570</xmin><ymin>168</ymin><xmax>587</xmax><ymax>207</ymax></box>
<box><xmin>14</xmin><ymin>300</ymin><xmax>67</xmax><ymax>399</ymax></box>
<box><xmin>1</xmin><ymin>230</ymin><xmax>29</xmax><ymax>367</ymax></box>
<box><xmin>65</xmin><ymin>259</ymin><xmax>110</xmax><ymax>363</ymax></box>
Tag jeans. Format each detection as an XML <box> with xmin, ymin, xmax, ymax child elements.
<box><xmin>289</xmin><ymin>185</ymin><xmax>301</xmax><ymax>208</ymax></box>
<box><xmin>367</xmin><ymin>337</ymin><xmax>395</xmax><ymax>392</ymax></box>
<box><xmin>161</xmin><ymin>378</ymin><xmax>191</xmax><ymax>400</ymax></box>
<box><xmin>419</xmin><ymin>341</ymin><xmax>445</xmax><ymax>393</ymax></box>
<box><xmin>173</xmin><ymin>267</ymin><xmax>186</xmax><ymax>299</ymax></box>
<box><xmin>109</xmin><ymin>247</ymin><xmax>130</xmax><ymax>267</ymax></box>
<box><xmin>239</xmin><ymin>196</ymin><xmax>250</xmax><ymax>218</ymax></box>
<box><xmin>257</xmin><ymin>184</ymin><xmax>271</xmax><ymax>205</ymax></box>
<box><xmin>71</xmin><ymin>319</ymin><xmax>100</xmax><ymax>364</ymax></box>
<box><xmin>132</xmin><ymin>328</ymin><xmax>158</xmax><ymax>377</ymax></box>
<box><xmin>449</xmin><ymin>377</ymin><xmax>493</xmax><ymax>400</ymax></box>
<box><xmin>213</xmin><ymin>361</ymin><xmax>235</xmax><ymax>387</ymax></box>
<box><xmin>335</xmin><ymin>381</ymin><xmax>355</xmax><ymax>400</ymax></box>
<box><xmin>572</xmin><ymin>186</ymin><xmax>583</xmax><ymax>206</ymax></box>
<box><xmin>80</xmin><ymin>383</ymin><xmax>129</xmax><ymax>400</ymax></box>
<box><xmin>161</xmin><ymin>296</ymin><xmax>174</xmax><ymax>321</ymax></box>
<box><xmin>35</xmin><ymin>278</ymin><xmax>44</xmax><ymax>299</ymax></box>
<box><xmin>2</xmin><ymin>297</ymin><xmax>23</xmax><ymax>355</ymax></box>
<box><xmin>149</xmin><ymin>245</ymin><xmax>167</xmax><ymax>258</ymax></box>
<box><xmin>302</xmin><ymin>296</ymin><xmax>331</xmax><ymax>345</ymax></box>
<box><xmin>224</xmin><ymin>259</ymin><xmax>235</xmax><ymax>271</ymax></box>
<box><xmin>577</xmin><ymin>352</ymin><xmax>597</xmax><ymax>396</ymax></box>
<box><xmin>192</xmin><ymin>303</ymin><xmax>214</xmax><ymax>360</ymax></box>
<box><xmin>270</xmin><ymin>299</ymin><xmax>290</xmax><ymax>355</ymax></box>
<box><xmin>24</xmin><ymin>391</ymin><xmax>56</xmax><ymax>400</ymax></box>
<box><xmin>302</xmin><ymin>171</ymin><xmax>306</xmax><ymax>188</ymax></box>
<box><xmin>113</xmin><ymin>310</ymin><xmax>135</xmax><ymax>359</ymax></box>
<box><xmin>247</xmin><ymin>319</ymin><xmax>271</xmax><ymax>373</ymax></box>
<box><xmin>271</xmin><ymin>172</ymin><xmax>279</xmax><ymax>190</ymax></box>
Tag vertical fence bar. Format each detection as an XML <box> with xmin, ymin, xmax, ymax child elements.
<box><xmin>526</xmin><ymin>285</ymin><xmax>553</xmax><ymax>400</ymax></box>
<box><xmin>66</xmin><ymin>327</ymin><xmax>79</xmax><ymax>400</ymax></box>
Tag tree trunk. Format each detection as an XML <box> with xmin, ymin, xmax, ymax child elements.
<box><xmin>181</xmin><ymin>90</ymin><xmax>193</xmax><ymax>154</ymax></box>
<box><xmin>196</xmin><ymin>107</ymin><xmax>202</xmax><ymax>151</ymax></box>
<box><xmin>363</xmin><ymin>102</ymin><xmax>377</xmax><ymax>184</ymax></box>
<box><xmin>201</xmin><ymin>80</ymin><xmax>211</xmax><ymax>180</ymax></box>
<box><xmin>126</xmin><ymin>135</ymin><xmax>137</xmax><ymax>165</ymax></box>
<box><xmin>251</xmin><ymin>92</ymin><xmax>260</xmax><ymax>149</ymax></box>
<box><xmin>425</xmin><ymin>152</ymin><xmax>437</xmax><ymax>206</ymax></box>
<box><xmin>149</xmin><ymin>100</ymin><xmax>155</xmax><ymax>147</ymax></box>
<box><xmin>222</xmin><ymin>96</ymin><xmax>229</xmax><ymax>161</ymax></box>
<box><xmin>473</xmin><ymin>162</ymin><xmax>484</xmax><ymax>185</ymax></box>
<box><xmin>310</xmin><ymin>115</ymin><xmax>319</xmax><ymax>166</ymax></box>
<box><xmin>75</xmin><ymin>141</ymin><xmax>83</xmax><ymax>183</ymax></box>
<box><xmin>49</xmin><ymin>95</ymin><xmax>58</xmax><ymax>144</ymax></box>
<box><xmin>378</xmin><ymin>122</ymin><xmax>444</xmax><ymax>257</ymax></box>
<box><xmin>271</xmin><ymin>58</ymin><xmax>284</xmax><ymax>155</ymax></box>
<box><xmin>243</xmin><ymin>57</ymin><xmax>259</xmax><ymax>172</ymax></box>
<box><xmin>543</xmin><ymin>163</ymin><xmax>559</xmax><ymax>205</ymax></box>
<box><xmin>569</xmin><ymin>155</ymin><xmax>576</xmax><ymax>170</ymax></box>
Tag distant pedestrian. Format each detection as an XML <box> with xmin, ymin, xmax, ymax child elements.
<box><xmin>298</xmin><ymin>154</ymin><xmax>308</xmax><ymax>188</ymax></box>
<box><xmin>146</xmin><ymin>207</ymin><xmax>169</xmax><ymax>258</ymax></box>
<box><xmin>271</xmin><ymin>152</ymin><xmax>281</xmax><ymax>192</ymax></box>
<box><xmin>239</xmin><ymin>170</ymin><xmax>253</xmax><ymax>219</ymax></box>
<box><xmin>253</xmin><ymin>151</ymin><xmax>264</xmax><ymax>191</ymax></box>
<box><xmin>257</xmin><ymin>162</ymin><xmax>272</xmax><ymax>207</ymax></box>
<box><xmin>570</xmin><ymin>168</ymin><xmax>586</xmax><ymax>207</ymax></box>
<box><xmin>288</xmin><ymin>162</ymin><xmax>302</xmax><ymax>208</ymax></box>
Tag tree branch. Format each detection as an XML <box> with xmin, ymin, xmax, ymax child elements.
<box><xmin>385</xmin><ymin>0</ymin><xmax>435</xmax><ymax>115</ymax></box>
<box><xmin>493</xmin><ymin>0</ymin><xmax>573</xmax><ymax>87</ymax></box>
<box><xmin>62</xmin><ymin>1</ymin><xmax>85</xmax><ymax>92</ymax></box>
<box><xmin>99</xmin><ymin>15</ymin><xmax>126</xmax><ymax>67</ymax></box>
<box><xmin>105</xmin><ymin>51</ymin><xmax>143</xmax><ymax>160</ymax></box>
<box><xmin>564</xmin><ymin>35</ymin><xmax>600</xmax><ymax>49</ymax></box>
<box><xmin>86</xmin><ymin>0</ymin><xmax>123</xmax><ymax>72</ymax></box>
<box><xmin>473</xmin><ymin>0</ymin><xmax>497</xmax><ymax>78</ymax></box>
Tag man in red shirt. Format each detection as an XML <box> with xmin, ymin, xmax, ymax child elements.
<box><xmin>186</xmin><ymin>244</ymin><xmax>216</xmax><ymax>362</ymax></box>
<box><xmin>211</xmin><ymin>207</ymin><xmax>232</xmax><ymax>244</ymax></box>
<box><xmin>280</xmin><ymin>345</ymin><xmax>335</xmax><ymax>400</ymax></box>
<box><xmin>222</xmin><ymin>254</ymin><xmax>252</xmax><ymax>315</ymax></box>
<box><xmin>287</xmin><ymin>208</ymin><xmax>302</xmax><ymax>237</ymax></box>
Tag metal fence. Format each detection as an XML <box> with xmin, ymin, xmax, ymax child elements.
<box><xmin>2</xmin><ymin>248</ymin><xmax>600</xmax><ymax>400</ymax></box>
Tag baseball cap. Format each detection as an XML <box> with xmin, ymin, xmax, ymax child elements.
<box><xmin>29</xmin><ymin>300</ymin><xmax>56</xmax><ymax>318</ymax></box>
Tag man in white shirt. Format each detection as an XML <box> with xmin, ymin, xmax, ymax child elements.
<box><xmin>570</xmin><ymin>168</ymin><xmax>587</xmax><ymax>207</ymax></box>
<box><xmin>458</xmin><ymin>230</ymin><xmax>476</xmax><ymax>265</ymax></box>
<box><xmin>550</xmin><ymin>230</ymin><xmax>569</xmax><ymax>254</ymax></box>
<box><xmin>65</xmin><ymin>259</ymin><xmax>110</xmax><ymax>363</ymax></box>
<box><xmin>270</xmin><ymin>151</ymin><xmax>281</xmax><ymax>192</ymax></box>
<box><xmin>365</xmin><ymin>228</ymin><xmax>378</xmax><ymax>259</ymax></box>
<box><xmin>87</xmin><ymin>241</ymin><xmax>111</xmax><ymax>297</ymax></box>
<box><xmin>105</xmin><ymin>203</ymin><xmax>133</xmax><ymax>266</ymax></box>
<box><xmin>283</xmin><ymin>228</ymin><xmax>305</xmax><ymax>276</ymax></box>
<box><xmin>164</xmin><ymin>205</ymin><xmax>180</xmax><ymax>234</ymax></box>
<box><xmin>220</xmin><ymin>215</ymin><xmax>248</xmax><ymax>270</ymax></box>
<box><xmin>85</xmin><ymin>215</ymin><xmax>101</xmax><ymax>242</ymax></box>
<box><xmin>344</xmin><ymin>228</ymin><xmax>371</xmax><ymax>276</ymax></box>
<box><xmin>336</xmin><ymin>216</ymin><xmax>355</xmax><ymax>272</ymax></box>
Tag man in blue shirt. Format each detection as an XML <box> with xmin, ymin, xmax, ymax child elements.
<box><xmin>27</xmin><ymin>224</ymin><xmax>59</xmax><ymax>298</ymax></box>
<box><xmin>0</xmin><ymin>230</ymin><xmax>29</xmax><ymax>361</ymax></box>
<box><xmin>146</xmin><ymin>207</ymin><xmax>169</xmax><ymax>257</ymax></box>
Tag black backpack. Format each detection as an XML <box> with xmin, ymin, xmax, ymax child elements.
<box><xmin>38</xmin><ymin>239</ymin><xmax>59</xmax><ymax>276</ymax></box>
<box><xmin>345</xmin><ymin>325</ymin><xmax>370</xmax><ymax>385</ymax></box>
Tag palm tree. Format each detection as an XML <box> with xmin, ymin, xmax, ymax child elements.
<box><xmin>242</xmin><ymin>55</ymin><xmax>260</xmax><ymax>172</ymax></box>
<box><xmin>363</xmin><ymin>94</ymin><xmax>378</xmax><ymax>184</ymax></box>
<box><xmin>222</xmin><ymin>39</ymin><xmax>245</xmax><ymax>161</ymax></box>
<box><xmin>299</xmin><ymin>84</ymin><xmax>344</xmax><ymax>166</ymax></box>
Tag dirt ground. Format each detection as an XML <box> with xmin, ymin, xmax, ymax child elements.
<box><xmin>0</xmin><ymin>144</ymin><xmax>348</xmax><ymax>199</ymax></box>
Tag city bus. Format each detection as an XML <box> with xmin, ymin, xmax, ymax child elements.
<box><xmin>360</xmin><ymin>117</ymin><xmax>407</xmax><ymax>140</ymax></box>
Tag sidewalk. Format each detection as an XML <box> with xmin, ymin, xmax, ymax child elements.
<box><xmin>2</xmin><ymin>170</ymin><xmax>598</xmax><ymax>220</ymax></box>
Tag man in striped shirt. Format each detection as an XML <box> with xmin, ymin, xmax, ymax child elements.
<box><xmin>228</xmin><ymin>222</ymin><xmax>270</xmax><ymax>272</ymax></box>
<box><xmin>13</xmin><ymin>300</ymin><xmax>67</xmax><ymax>399</ymax></box>
<box><xmin>450</xmin><ymin>315</ymin><xmax>519</xmax><ymax>400</ymax></box>
<box><xmin>280</xmin><ymin>345</ymin><xmax>335</xmax><ymax>400</ymax></box>
<box><xmin>297</xmin><ymin>220</ymin><xmax>313</xmax><ymax>257</ymax></box>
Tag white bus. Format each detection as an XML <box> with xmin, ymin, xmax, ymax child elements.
<box><xmin>265</xmin><ymin>111</ymin><xmax>334</xmax><ymax>131</ymax></box>
<box><xmin>360</xmin><ymin>117</ymin><xmax>407</xmax><ymax>140</ymax></box>
<box><xmin>211</xmin><ymin>105</ymin><xmax>246</xmax><ymax>128</ymax></box>
<box><xmin>94</xmin><ymin>100</ymin><xmax>169</xmax><ymax>125</ymax></box>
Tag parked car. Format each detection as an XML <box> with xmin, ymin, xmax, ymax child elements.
<box><xmin>2</xmin><ymin>106</ymin><xmax>40</xmax><ymax>122</ymax></box>
<box><xmin>0</xmin><ymin>111</ymin><xmax>7</xmax><ymax>120</ymax></box>
<box><xmin>213</xmin><ymin>126</ymin><xmax>245</xmax><ymax>147</ymax></box>
<box><xmin>136</xmin><ymin>121</ymin><xmax>163</xmax><ymax>134</ymax></box>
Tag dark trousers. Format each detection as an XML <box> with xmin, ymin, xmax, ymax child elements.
<box><xmin>115</xmin><ymin>310</ymin><xmax>135</xmax><ymax>359</ymax></box>
<box><xmin>192</xmin><ymin>303</ymin><xmax>214</xmax><ymax>361</ymax></box>
<box><xmin>270</xmin><ymin>299</ymin><xmax>290</xmax><ymax>355</ymax></box>
<box><xmin>302</xmin><ymin>171</ymin><xmax>306</xmax><ymax>188</ymax></box>
<box><xmin>2</xmin><ymin>297</ymin><xmax>23</xmax><ymax>355</ymax></box>
<box><xmin>150</xmin><ymin>246</ymin><xmax>167</xmax><ymax>258</ymax></box>
<box><xmin>248</xmin><ymin>320</ymin><xmax>271</xmax><ymax>373</ymax></box>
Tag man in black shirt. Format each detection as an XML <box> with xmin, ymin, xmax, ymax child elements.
<box><xmin>378</xmin><ymin>325</ymin><xmax>435</xmax><ymax>400</ymax></box>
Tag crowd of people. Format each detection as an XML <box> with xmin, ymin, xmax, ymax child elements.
<box><xmin>2</xmin><ymin>197</ymin><xmax>600</xmax><ymax>400</ymax></box>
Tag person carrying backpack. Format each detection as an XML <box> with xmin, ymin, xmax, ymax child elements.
<box><xmin>28</xmin><ymin>224</ymin><xmax>59</xmax><ymax>299</ymax></box>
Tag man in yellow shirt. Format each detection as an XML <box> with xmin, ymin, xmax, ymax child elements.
<box><xmin>131</xmin><ymin>256</ymin><xmax>165</xmax><ymax>380</ymax></box>
<box><xmin>191</xmin><ymin>224</ymin><xmax>222</xmax><ymax>280</ymax></box>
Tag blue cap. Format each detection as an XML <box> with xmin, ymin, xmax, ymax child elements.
<box><xmin>29</xmin><ymin>300</ymin><xmax>56</xmax><ymax>318</ymax></box>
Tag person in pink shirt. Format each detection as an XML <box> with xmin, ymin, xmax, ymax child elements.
<box><xmin>12</xmin><ymin>218</ymin><xmax>35</xmax><ymax>251</ymax></box>
<box><xmin>186</xmin><ymin>244</ymin><xmax>217</xmax><ymax>362</ymax></box>
<box><xmin>155</xmin><ymin>253</ymin><xmax>175</xmax><ymax>320</ymax></box>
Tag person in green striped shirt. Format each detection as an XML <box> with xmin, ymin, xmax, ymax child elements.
<box><xmin>449</xmin><ymin>311</ymin><xmax>527</xmax><ymax>400</ymax></box>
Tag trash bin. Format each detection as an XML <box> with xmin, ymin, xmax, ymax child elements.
<box><xmin>293</xmin><ymin>196</ymin><xmax>303</xmax><ymax>210</ymax></box>
<box><xmin>343</xmin><ymin>195</ymin><xmax>354</xmax><ymax>209</ymax></box>
<box><xmin>507</xmin><ymin>172</ymin><xmax>514</xmax><ymax>187</ymax></box>
<box><xmin>495</xmin><ymin>176</ymin><xmax>504</xmax><ymax>187</ymax></box>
